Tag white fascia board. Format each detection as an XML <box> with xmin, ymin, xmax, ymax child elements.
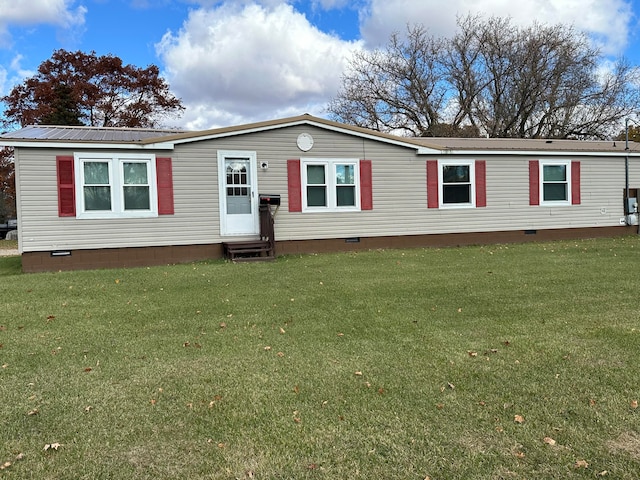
<box><xmin>302</xmin><ymin>120</ymin><xmax>438</xmax><ymax>152</ymax></box>
<box><xmin>1</xmin><ymin>141</ymin><xmax>176</xmax><ymax>150</ymax></box>
<box><xmin>169</xmin><ymin>118</ymin><xmax>434</xmax><ymax>152</ymax></box>
<box><xmin>432</xmin><ymin>149</ymin><xmax>640</xmax><ymax>157</ymax></box>
<box><xmin>417</xmin><ymin>146</ymin><xmax>446</xmax><ymax>154</ymax></box>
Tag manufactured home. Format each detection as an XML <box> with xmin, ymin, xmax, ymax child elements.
<box><xmin>1</xmin><ymin>114</ymin><xmax>639</xmax><ymax>272</ymax></box>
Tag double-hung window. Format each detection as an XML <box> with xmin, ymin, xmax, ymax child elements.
<box><xmin>302</xmin><ymin>159</ymin><xmax>360</xmax><ymax>211</ymax></box>
<box><xmin>438</xmin><ymin>160</ymin><xmax>476</xmax><ymax>208</ymax></box>
<box><xmin>540</xmin><ymin>161</ymin><xmax>570</xmax><ymax>204</ymax></box>
<box><xmin>75</xmin><ymin>153</ymin><xmax>158</xmax><ymax>218</ymax></box>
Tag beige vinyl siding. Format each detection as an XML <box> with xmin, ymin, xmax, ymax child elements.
<box><xmin>15</xmin><ymin>123</ymin><xmax>636</xmax><ymax>253</ymax></box>
<box><xmin>17</xmin><ymin>146</ymin><xmax>221</xmax><ymax>252</ymax></box>
<box><xmin>212</xmin><ymin>125</ymin><xmax>631</xmax><ymax>240</ymax></box>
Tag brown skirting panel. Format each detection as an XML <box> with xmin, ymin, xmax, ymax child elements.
<box><xmin>22</xmin><ymin>244</ymin><xmax>224</xmax><ymax>273</ymax></box>
<box><xmin>21</xmin><ymin>225</ymin><xmax>635</xmax><ymax>272</ymax></box>
<box><xmin>275</xmin><ymin>226</ymin><xmax>637</xmax><ymax>255</ymax></box>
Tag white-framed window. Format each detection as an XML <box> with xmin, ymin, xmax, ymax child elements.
<box><xmin>540</xmin><ymin>160</ymin><xmax>571</xmax><ymax>205</ymax></box>
<box><xmin>301</xmin><ymin>159</ymin><xmax>360</xmax><ymax>212</ymax></box>
<box><xmin>438</xmin><ymin>160</ymin><xmax>476</xmax><ymax>208</ymax></box>
<box><xmin>74</xmin><ymin>153</ymin><xmax>158</xmax><ymax>219</ymax></box>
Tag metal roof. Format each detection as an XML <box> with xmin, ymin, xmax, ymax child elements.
<box><xmin>411</xmin><ymin>136</ymin><xmax>640</xmax><ymax>153</ymax></box>
<box><xmin>0</xmin><ymin>124</ymin><xmax>185</xmax><ymax>143</ymax></box>
<box><xmin>1</xmin><ymin>115</ymin><xmax>639</xmax><ymax>154</ymax></box>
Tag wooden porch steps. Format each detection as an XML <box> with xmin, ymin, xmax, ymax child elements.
<box><xmin>223</xmin><ymin>240</ymin><xmax>275</xmax><ymax>262</ymax></box>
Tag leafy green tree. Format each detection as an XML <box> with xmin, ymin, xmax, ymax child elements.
<box><xmin>39</xmin><ymin>83</ymin><xmax>83</xmax><ymax>126</ymax></box>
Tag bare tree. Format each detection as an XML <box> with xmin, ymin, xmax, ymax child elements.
<box><xmin>328</xmin><ymin>26</ymin><xmax>451</xmax><ymax>136</ymax></box>
<box><xmin>329</xmin><ymin>15</ymin><xmax>640</xmax><ymax>139</ymax></box>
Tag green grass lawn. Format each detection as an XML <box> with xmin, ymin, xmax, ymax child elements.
<box><xmin>1</xmin><ymin>237</ymin><xmax>640</xmax><ymax>479</ymax></box>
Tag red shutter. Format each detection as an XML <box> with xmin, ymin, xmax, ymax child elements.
<box><xmin>360</xmin><ymin>159</ymin><xmax>373</xmax><ymax>210</ymax></box>
<box><xmin>426</xmin><ymin>160</ymin><xmax>439</xmax><ymax>208</ymax></box>
<box><xmin>287</xmin><ymin>159</ymin><xmax>302</xmax><ymax>212</ymax></box>
<box><xmin>56</xmin><ymin>155</ymin><xmax>76</xmax><ymax>217</ymax></box>
<box><xmin>156</xmin><ymin>157</ymin><xmax>174</xmax><ymax>215</ymax></box>
<box><xmin>475</xmin><ymin>160</ymin><xmax>486</xmax><ymax>207</ymax></box>
<box><xmin>571</xmin><ymin>161</ymin><xmax>581</xmax><ymax>205</ymax></box>
<box><xmin>529</xmin><ymin>160</ymin><xmax>540</xmax><ymax>206</ymax></box>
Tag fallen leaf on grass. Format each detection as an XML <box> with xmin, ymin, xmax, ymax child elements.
<box><xmin>543</xmin><ymin>437</ymin><xmax>557</xmax><ymax>446</ymax></box>
<box><xmin>83</xmin><ymin>367</ymin><xmax>92</xmax><ymax>372</ymax></box>
<box><xmin>337</xmin><ymin>332</ymin><xmax>344</xmax><ymax>337</ymax></box>
<box><xmin>589</xmin><ymin>399</ymin><xmax>596</xmax><ymax>407</ymax></box>
<box><xmin>219</xmin><ymin>322</ymin><xmax>227</xmax><ymax>329</ymax></box>
<box><xmin>0</xmin><ymin>462</ymin><xmax>11</xmax><ymax>470</ymax></box>
<box><xmin>574</xmin><ymin>459</ymin><xmax>589</xmax><ymax>469</ymax></box>
<box><xmin>44</xmin><ymin>443</ymin><xmax>62</xmax><ymax>451</ymax></box>
<box><xmin>468</xmin><ymin>351</ymin><xmax>478</xmax><ymax>357</ymax></box>
<box><xmin>27</xmin><ymin>409</ymin><xmax>39</xmax><ymax>416</ymax></box>
<box><xmin>293</xmin><ymin>385</ymin><xmax>300</xmax><ymax>394</ymax></box>
<box><xmin>514</xmin><ymin>415</ymin><xmax>524</xmax><ymax>424</ymax></box>
<box><xmin>277</xmin><ymin>352</ymin><xmax>285</xmax><ymax>357</ymax></box>
<box><xmin>447</xmin><ymin>382</ymin><xmax>455</xmax><ymax>390</ymax></box>
<box><xmin>514</xmin><ymin>451</ymin><xmax>525</xmax><ymax>459</ymax></box>
<box><xmin>598</xmin><ymin>470</ymin><xmax>608</xmax><ymax>476</ymax></box>
<box><xmin>264</xmin><ymin>346</ymin><xmax>271</xmax><ymax>351</ymax></box>
<box><xmin>354</xmin><ymin>371</ymin><xmax>363</xmax><ymax>376</ymax></box>
<box><xmin>279</xmin><ymin>327</ymin><xmax>286</xmax><ymax>334</ymax></box>
<box><xmin>631</xmin><ymin>400</ymin><xmax>638</xmax><ymax>409</ymax></box>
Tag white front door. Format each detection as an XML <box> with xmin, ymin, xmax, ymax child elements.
<box><xmin>218</xmin><ymin>151</ymin><xmax>259</xmax><ymax>236</ymax></box>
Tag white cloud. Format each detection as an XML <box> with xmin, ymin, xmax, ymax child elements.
<box><xmin>0</xmin><ymin>0</ymin><xmax>87</xmax><ymax>48</ymax></box>
<box><xmin>0</xmin><ymin>55</ymin><xmax>34</xmax><ymax>96</ymax></box>
<box><xmin>157</xmin><ymin>3</ymin><xmax>362</xmax><ymax>128</ymax></box>
<box><xmin>0</xmin><ymin>0</ymin><xmax>86</xmax><ymax>27</ymax></box>
<box><xmin>359</xmin><ymin>0</ymin><xmax>634</xmax><ymax>56</ymax></box>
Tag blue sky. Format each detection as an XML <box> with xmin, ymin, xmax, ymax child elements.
<box><xmin>0</xmin><ymin>0</ymin><xmax>639</xmax><ymax>129</ymax></box>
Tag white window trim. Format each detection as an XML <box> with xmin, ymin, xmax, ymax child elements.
<box><xmin>301</xmin><ymin>158</ymin><xmax>361</xmax><ymax>212</ymax></box>
<box><xmin>438</xmin><ymin>159</ymin><xmax>476</xmax><ymax>209</ymax></box>
<box><xmin>74</xmin><ymin>152</ymin><xmax>158</xmax><ymax>219</ymax></box>
<box><xmin>539</xmin><ymin>160</ymin><xmax>571</xmax><ymax>206</ymax></box>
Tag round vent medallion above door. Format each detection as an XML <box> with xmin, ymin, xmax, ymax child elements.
<box><xmin>296</xmin><ymin>133</ymin><xmax>314</xmax><ymax>151</ymax></box>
